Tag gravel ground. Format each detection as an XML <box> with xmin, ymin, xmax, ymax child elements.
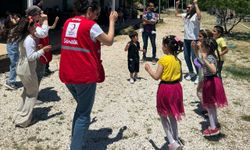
<box><xmin>0</xmin><ymin>14</ymin><xmax>249</xmax><ymax>150</ymax></box>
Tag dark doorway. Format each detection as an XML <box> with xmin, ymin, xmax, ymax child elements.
<box><xmin>0</xmin><ymin>0</ymin><xmax>27</xmax><ymax>17</ymax></box>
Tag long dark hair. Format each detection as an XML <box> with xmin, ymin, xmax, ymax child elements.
<box><xmin>8</xmin><ymin>17</ymin><xmax>35</xmax><ymax>43</ymax></box>
<box><xmin>74</xmin><ymin>0</ymin><xmax>100</xmax><ymax>15</ymax></box>
<box><xmin>202</xmin><ymin>38</ymin><xmax>221</xmax><ymax>64</ymax></box>
<box><xmin>199</xmin><ymin>29</ymin><xmax>213</xmax><ymax>39</ymax></box>
<box><xmin>163</xmin><ymin>35</ymin><xmax>183</xmax><ymax>57</ymax></box>
<box><xmin>185</xmin><ymin>4</ymin><xmax>196</xmax><ymax>19</ymax></box>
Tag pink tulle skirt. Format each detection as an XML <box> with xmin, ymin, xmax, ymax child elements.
<box><xmin>157</xmin><ymin>82</ymin><xmax>184</xmax><ymax>120</ymax></box>
<box><xmin>202</xmin><ymin>76</ymin><xmax>228</xmax><ymax>108</ymax></box>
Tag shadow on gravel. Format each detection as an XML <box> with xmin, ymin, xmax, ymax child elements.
<box><xmin>149</xmin><ymin>139</ymin><xmax>168</xmax><ymax>150</ymax></box>
<box><xmin>38</xmin><ymin>87</ymin><xmax>61</xmax><ymax>102</ymax></box>
<box><xmin>194</xmin><ymin>103</ymin><xmax>208</xmax><ymax>119</ymax></box>
<box><xmin>200</xmin><ymin>121</ymin><xmax>226</xmax><ymax>141</ymax></box>
<box><xmin>149</xmin><ymin>137</ymin><xmax>185</xmax><ymax>150</ymax></box>
<box><xmin>204</xmin><ymin>133</ymin><xmax>226</xmax><ymax>141</ymax></box>
<box><xmin>31</xmin><ymin>106</ymin><xmax>63</xmax><ymax>126</ymax></box>
<box><xmin>85</xmin><ymin>126</ymin><xmax>127</xmax><ymax>150</ymax></box>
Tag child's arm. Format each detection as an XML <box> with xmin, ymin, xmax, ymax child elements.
<box><xmin>193</xmin><ymin>0</ymin><xmax>201</xmax><ymax>20</ymax></box>
<box><xmin>24</xmin><ymin>38</ymin><xmax>51</xmax><ymax>61</ymax></box>
<box><xmin>138</xmin><ymin>41</ymin><xmax>145</xmax><ymax>52</ymax></box>
<box><xmin>202</xmin><ymin>54</ymin><xmax>217</xmax><ymax>74</ymax></box>
<box><xmin>10</xmin><ymin>15</ymin><xmax>18</xmax><ymax>25</ymax></box>
<box><xmin>49</xmin><ymin>16</ymin><xmax>59</xmax><ymax>30</ymax></box>
<box><xmin>35</xmin><ymin>13</ymin><xmax>49</xmax><ymax>38</ymax></box>
<box><xmin>175</xmin><ymin>0</ymin><xmax>182</xmax><ymax>17</ymax></box>
<box><xmin>178</xmin><ymin>58</ymin><xmax>183</xmax><ymax>82</ymax></box>
<box><xmin>191</xmin><ymin>41</ymin><xmax>199</xmax><ymax>57</ymax></box>
<box><xmin>220</xmin><ymin>46</ymin><xmax>229</xmax><ymax>56</ymax></box>
<box><xmin>145</xmin><ymin>63</ymin><xmax>163</xmax><ymax>80</ymax></box>
<box><xmin>124</xmin><ymin>42</ymin><xmax>130</xmax><ymax>51</ymax></box>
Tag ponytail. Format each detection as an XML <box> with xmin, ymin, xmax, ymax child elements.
<box><xmin>162</xmin><ymin>35</ymin><xmax>183</xmax><ymax>57</ymax></box>
<box><xmin>8</xmin><ymin>17</ymin><xmax>35</xmax><ymax>42</ymax></box>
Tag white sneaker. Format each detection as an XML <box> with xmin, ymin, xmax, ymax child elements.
<box><xmin>134</xmin><ymin>76</ymin><xmax>140</xmax><ymax>81</ymax></box>
<box><xmin>194</xmin><ymin>76</ymin><xmax>199</xmax><ymax>84</ymax></box>
<box><xmin>129</xmin><ymin>78</ymin><xmax>134</xmax><ymax>84</ymax></box>
<box><xmin>152</xmin><ymin>59</ymin><xmax>157</xmax><ymax>65</ymax></box>
<box><xmin>184</xmin><ymin>73</ymin><xmax>195</xmax><ymax>81</ymax></box>
<box><xmin>168</xmin><ymin>141</ymin><xmax>183</xmax><ymax>150</ymax></box>
<box><xmin>35</xmin><ymin>100</ymin><xmax>43</xmax><ymax>105</ymax></box>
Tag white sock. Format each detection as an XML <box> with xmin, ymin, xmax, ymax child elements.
<box><xmin>207</xmin><ymin>107</ymin><xmax>216</xmax><ymax>129</ymax></box>
<box><xmin>214</xmin><ymin>108</ymin><xmax>218</xmax><ymax>124</ymax></box>
<box><xmin>169</xmin><ymin>116</ymin><xmax>178</xmax><ymax>140</ymax></box>
<box><xmin>161</xmin><ymin>116</ymin><xmax>175</xmax><ymax>144</ymax></box>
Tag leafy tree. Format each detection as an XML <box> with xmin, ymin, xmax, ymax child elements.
<box><xmin>199</xmin><ymin>0</ymin><xmax>250</xmax><ymax>34</ymax></box>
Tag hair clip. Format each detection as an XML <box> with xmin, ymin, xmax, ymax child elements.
<box><xmin>28</xmin><ymin>16</ymin><xmax>33</xmax><ymax>23</ymax></box>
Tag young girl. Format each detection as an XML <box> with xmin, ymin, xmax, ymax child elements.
<box><xmin>199</xmin><ymin>38</ymin><xmax>228</xmax><ymax>136</ymax></box>
<box><xmin>212</xmin><ymin>25</ymin><xmax>229</xmax><ymax>78</ymax></box>
<box><xmin>12</xmin><ymin>18</ymin><xmax>51</xmax><ymax>127</ymax></box>
<box><xmin>192</xmin><ymin>29</ymin><xmax>213</xmax><ymax>110</ymax></box>
<box><xmin>145</xmin><ymin>35</ymin><xmax>184</xmax><ymax>150</ymax></box>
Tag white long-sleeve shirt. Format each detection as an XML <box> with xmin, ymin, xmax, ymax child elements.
<box><xmin>24</xmin><ymin>35</ymin><xmax>44</xmax><ymax>61</ymax></box>
<box><xmin>17</xmin><ymin>35</ymin><xmax>44</xmax><ymax>76</ymax></box>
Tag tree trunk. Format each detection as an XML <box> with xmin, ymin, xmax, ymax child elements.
<box><xmin>227</xmin><ymin>17</ymin><xmax>242</xmax><ymax>34</ymax></box>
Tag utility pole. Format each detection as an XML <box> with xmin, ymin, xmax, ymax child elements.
<box><xmin>27</xmin><ymin>0</ymin><xmax>33</xmax><ymax>8</ymax></box>
<box><xmin>159</xmin><ymin>0</ymin><xmax>161</xmax><ymax>20</ymax></box>
<box><xmin>112</xmin><ymin>0</ymin><xmax>116</xmax><ymax>11</ymax></box>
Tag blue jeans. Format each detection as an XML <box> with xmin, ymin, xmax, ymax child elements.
<box><xmin>7</xmin><ymin>42</ymin><xmax>19</xmax><ymax>84</ymax></box>
<box><xmin>142</xmin><ymin>31</ymin><xmax>156</xmax><ymax>59</ymax></box>
<box><xmin>66</xmin><ymin>83</ymin><xmax>96</xmax><ymax>150</ymax></box>
<box><xmin>184</xmin><ymin>39</ymin><xmax>198</xmax><ymax>74</ymax></box>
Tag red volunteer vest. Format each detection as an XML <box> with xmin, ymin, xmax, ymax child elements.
<box><xmin>36</xmin><ymin>23</ymin><xmax>52</xmax><ymax>64</ymax></box>
<box><xmin>59</xmin><ymin>16</ymin><xmax>104</xmax><ymax>84</ymax></box>
<box><xmin>39</xmin><ymin>36</ymin><xmax>52</xmax><ymax>64</ymax></box>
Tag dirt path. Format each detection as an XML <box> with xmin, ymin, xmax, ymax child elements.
<box><xmin>0</xmin><ymin>14</ymin><xmax>249</xmax><ymax>150</ymax></box>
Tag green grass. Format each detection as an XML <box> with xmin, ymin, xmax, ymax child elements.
<box><xmin>224</xmin><ymin>66</ymin><xmax>250</xmax><ymax>81</ymax></box>
<box><xmin>13</xmin><ymin>141</ymin><xmax>28</xmax><ymax>150</ymax></box>
<box><xmin>241</xmin><ymin>115</ymin><xmax>250</xmax><ymax>122</ymax></box>
<box><xmin>228</xmin><ymin>32</ymin><xmax>250</xmax><ymax>41</ymax></box>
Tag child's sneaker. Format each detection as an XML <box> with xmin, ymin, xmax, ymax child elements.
<box><xmin>194</xmin><ymin>76</ymin><xmax>199</xmax><ymax>84</ymax></box>
<box><xmin>168</xmin><ymin>141</ymin><xmax>183</xmax><ymax>150</ymax></box>
<box><xmin>203</xmin><ymin>127</ymin><xmax>220</xmax><ymax>136</ymax></box>
<box><xmin>134</xmin><ymin>76</ymin><xmax>140</xmax><ymax>81</ymax></box>
<box><xmin>4</xmin><ymin>82</ymin><xmax>18</xmax><ymax>90</ymax></box>
<box><xmin>184</xmin><ymin>73</ymin><xmax>195</xmax><ymax>81</ymax></box>
<box><xmin>129</xmin><ymin>78</ymin><xmax>134</xmax><ymax>84</ymax></box>
<box><xmin>152</xmin><ymin>59</ymin><xmax>157</xmax><ymax>65</ymax></box>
